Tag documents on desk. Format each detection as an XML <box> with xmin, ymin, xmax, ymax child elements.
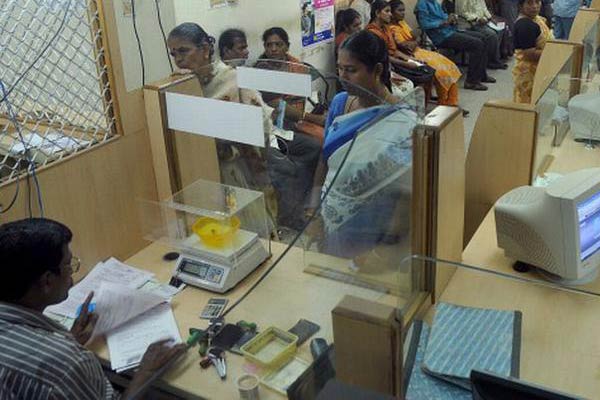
<box><xmin>107</xmin><ymin>303</ymin><xmax>181</xmax><ymax>372</ymax></box>
<box><xmin>46</xmin><ymin>257</ymin><xmax>155</xmax><ymax>318</ymax></box>
<box><xmin>93</xmin><ymin>282</ymin><xmax>182</xmax><ymax>372</ymax></box>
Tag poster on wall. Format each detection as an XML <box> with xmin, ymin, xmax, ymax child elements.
<box><xmin>301</xmin><ymin>0</ymin><xmax>334</xmax><ymax>47</ymax></box>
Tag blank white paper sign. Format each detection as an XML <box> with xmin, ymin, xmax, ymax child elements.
<box><xmin>236</xmin><ymin>66</ymin><xmax>312</xmax><ymax>97</ymax></box>
<box><xmin>166</xmin><ymin>92</ymin><xmax>265</xmax><ymax>148</ymax></box>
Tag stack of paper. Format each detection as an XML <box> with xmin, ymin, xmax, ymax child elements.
<box><xmin>45</xmin><ymin>258</ymin><xmax>183</xmax><ymax>372</ymax></box>
<box><xmin>92</xmin><ymin>281</ymin><xmax>182</xmax><ymax>372</ymax></box>
<box><xmin>46</xmin><ymin>258</ymin><xmax>154</xmax><ymax>318</ymax></box>
<box><xmin>98</xmin><ymin>288</ymin><xmax>182</xmax><ymax>372</ymax></box>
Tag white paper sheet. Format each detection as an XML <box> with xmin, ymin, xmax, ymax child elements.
<box><xmin>107</xmin><ymin>303</ymin><xmax>182</xmax><ymax>372</ymax></box>
<box><xmin>138</xmin><ymin>280</ymin><xmax>186</xmax><ymax>300</ymax></box>
<box><xmin>92</xmin><ymin>282</ymin><xmax>166</xmax><ymax>338</ymax></box>
<box><xmin>45</xmin><ymin>258</ymin><xmax>154</xmax><ymax>318</ymax></box>
<box><xmin>236</xmin><ymin>66</ymin><xmax>312</xmax><ymax>97</ymax></box>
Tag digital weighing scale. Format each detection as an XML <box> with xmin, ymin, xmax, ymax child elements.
<box><xmin>172</xmin><ymin>228</ymin><xmax>270</xmax><ymax>293</ymax></box>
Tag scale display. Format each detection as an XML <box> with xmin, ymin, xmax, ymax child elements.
<box><xmin>173</xmin><ymin>233</ymin><xmax>269</xmax><ymax>293</ymax></box>
<box><xmin>179</xmin><ymin>258</ymin><xmax>225</xmax><ymax>284</ymax></box>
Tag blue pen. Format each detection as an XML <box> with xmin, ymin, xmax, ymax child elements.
<box><xmin>76</xmin><ymin>302</ymin><xmax>96</xmax><ymax>317</ymax></box>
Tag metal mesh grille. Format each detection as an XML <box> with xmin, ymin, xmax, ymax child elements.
<box><xmin>0</xmin><ymin>0</ymin><xmax>116</xmax><ymax>184</ymax></box>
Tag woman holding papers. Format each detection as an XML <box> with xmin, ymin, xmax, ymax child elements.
<box><xmin>0</xmin><ymin>218</ymin><xmax>185</xmax><ymax>399</ymax></box>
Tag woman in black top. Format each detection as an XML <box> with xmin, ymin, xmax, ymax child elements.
<box><xmin>511</xmin><ymin>0</ymin><xmax>553</xmax><ymax>103</ymax></box>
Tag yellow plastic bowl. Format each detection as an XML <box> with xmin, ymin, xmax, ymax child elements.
<box><xmin>192</xmin><ymin>216</ymin><xmax>240</xmax><ymax>248</ymax></box>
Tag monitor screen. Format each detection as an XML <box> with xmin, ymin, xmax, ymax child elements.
<box><xmin>577</xmin><ymin>190</ymin><xmax>600</xmax><ymax>261</ymax></box>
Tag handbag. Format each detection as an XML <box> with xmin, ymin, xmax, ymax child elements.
<box><xmin>393</xmin><ymin>63</ymin><xmax>436</xmax><ymax>85</ymax></box>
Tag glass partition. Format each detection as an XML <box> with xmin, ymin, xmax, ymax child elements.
<box><xmin>153</xmin><ymin>57</ymin><xmax>427</xmax><ymax>301</ymax></box>
<box><xmin>143</xmin><ymin>59</ymin><xmax>429</xmax><ymax>397</ymax></box>
<box><xmin>531</xmin><ymin>52</ymin><xmax>575</xmax><ymax>182</ymax></box>
<box><xmin>532</xmin><ymin>64</ymin><xmax>600</xmax><ymax>184</ymax></box>
<box><xmin>402</xmin><ymin>256</ymin><xmax>600</xmax><ymax>400</ymax></box>
<box><xmin>581</xmin><ymin>19</ymin><xmax>600</xmax><ymax>81</ymax></box>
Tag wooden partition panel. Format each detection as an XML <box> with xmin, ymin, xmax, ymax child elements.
<box><xmin>413</xmin><ymin>106</ymin><xmax>465</xmax><ymax>302</ymax></box>
<box><xmin>531</xmin><ymin>41</ymin><xmax>583</xmax><ymax>104</ymax></box>
<box><xmin>144</xmin><ymin>75</ymin><xmax>221</xmax><ymax>200</ymax></box>
<box><xmin>569</xmin><ymin>9</ymin><xmax>600</xmax><ymax>42</ymax></box>
<box><xmin>464</xmin><ymin>101</ymin><xmax>537</xmax><ymax>247</ymax></box>
<box><xmin>592</xmin><ymin>0</ymin><xmax>600</xmax><ymax>9</ymax></box>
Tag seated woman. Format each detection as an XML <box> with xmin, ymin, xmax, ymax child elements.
<box><xmin>366</xmin><ymin>0</ymin><xmax>436</xmax><ymax>102</ymax></box>
<box><xmin>254</xmin><ymin>27</ymin><xmax>323</xmax><ymax>230</ymax></box>
<box><xmin>512</xmin><ymin>0</ymin><xmax>553</xmax><ymax>103</ymax></box>
<box><xmin>389</xmin><ymin>0</ymin><xmax>464</xmax><ymax>109</ymax></box>
<box><xmin>335</xmin><ymin>8</ymin><xmax>363</xmax><ymax>50</ymax></box>
<box><xmin>167</xmin><ymin>23</ymin><xmax>277</xmax><ymax>226</ymax></box>
<box><xmin>255</xmin><ymin>27</ymin><xmax>325</xmax><ymax>129</ymax></box>
<box><xmin>312</xmin><ymin>30</ymin><xmax>416</xmax><ymax>268</ymax></box>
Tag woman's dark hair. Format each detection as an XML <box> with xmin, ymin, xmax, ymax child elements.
<box><xmin>370</xmin><ymin>0</ymin><xmax>391</xmax><ymax>22</ymax></box>
<box><xmin>218</xmin><ymin>28</ymin><xmax>246</xmax><ymax>58</ymax></box>
<box><xmin>335</xmin><ymin>8</ymin><xmax>361</xmax><ymax>35</ymax></box>
<box><xmin>262</xmin><ymin>27</ymin><xmax>290</xmax><ymax>47</ymax></box>
<box><xmin>518</xmin><ymin>0</ymin><xmax>539</xmax><ymax>6</ymax></box>
<box><xmin>389</xmin><ymin>0</ymin><xmax>406</xmax><ymax>11</ymax></box>
<box><xmin>169</xmin><ymin>22</ymin><xmax>216</xmax><ymax>57</ymax></box>
<box><xmin>340</xmin><ymin>30</ymin><xmax>392</xmax><ymax>91</ymax></box>
<box><xmin>0</xmin><ymin>218</ymin><xmax>72</xmax><ymax>302</ymax></box>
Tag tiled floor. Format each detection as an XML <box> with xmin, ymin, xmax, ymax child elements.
<box><xmin>458</xmin><ymin>58</ymin><xmax>515</xmax><ymax>149</ymax></box>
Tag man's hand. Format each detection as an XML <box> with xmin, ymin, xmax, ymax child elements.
<box><xmin>122</xmin><ymin>340</ymin><xmax>187</xmax><ymax>399</ymax></box>
<box><xmin>448</xmin><ymin>14</ymin><xmax>458</xmax><ymax>24</ymax></box>
<box><xmin>477</xmin><ymin>17</ymin><xmax>488</xmax><ymax>25</ymax></box>
<box><xmin>70</xmin><ymin>292</ymin><xmax>98</xmax><ymax>346</ymax></box>
<box><xmin>137</xmin><ymin>339</ymin><xmax>187</xmax><ymax>376</ymax></box>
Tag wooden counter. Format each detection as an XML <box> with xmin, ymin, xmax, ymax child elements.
<box><xmin>450</xmin><ymin>208</ymin><xmax>600</xmax><ymax>399</ymax></box>
<box><xmin>91</xmin><ymin>241</ymin><xmax>404</xmax><ymax>399</ymax></box>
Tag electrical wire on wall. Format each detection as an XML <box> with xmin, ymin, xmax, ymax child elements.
<box><xmin>131</xmin><ymin>0</ymin><xmax>147</xmax><ymax>86</ymax></box>
<box><xmin>154</xmin><ymin>0</ymin><xmax>174</xmax><ymax>73</ymax></box>
<box><xmin>0</xmin><ymin>0</ymin><xmax>73</xmax><ymax>104</ymax></box>
<box><xmin>0</xmin><ymin>80</ymin><xmax>44</xmax><ymax>218</ymax></box>
<box><xmin>0</xmin><ymin>0</ymin><xmax>72</xmax><ymax>215</ymax></box>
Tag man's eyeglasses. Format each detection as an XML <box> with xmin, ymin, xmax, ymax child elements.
<box><xmin>68</xmin><ymin>256</ymin><xmax>81</xmax><ymax>274</ymax></box>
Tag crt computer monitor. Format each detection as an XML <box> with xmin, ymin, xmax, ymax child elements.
<box><xmin>495</xmin><ymin>168</ymin><xmax>600</xmax><ymax>284</ymax></box>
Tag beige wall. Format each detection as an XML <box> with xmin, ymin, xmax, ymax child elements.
<box><xmin>173</xmin><ymin>0</ymin><xmax>336</xmax><ymax>74</ymax></box>
<box><xmin>112</xmin><ymin>0</ymin><xmax>177</xmax><ymax>91</ymax></box>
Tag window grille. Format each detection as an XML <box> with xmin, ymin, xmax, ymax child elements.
<box><xmin>0</xmin><ymin>0</ymin><xmax>117</xmax><ymax>184</ymax></box>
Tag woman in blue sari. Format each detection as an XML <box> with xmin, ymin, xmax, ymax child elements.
<box><xmin>314</xmin><ymin>31</ymin><xmax>417</xmax><ymax>266</ymax></box>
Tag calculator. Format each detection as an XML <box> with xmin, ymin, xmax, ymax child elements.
<box><xmin>200</xmin><ymin>298</ymin><xmax>229</xmax><ymax>319</ymax></box>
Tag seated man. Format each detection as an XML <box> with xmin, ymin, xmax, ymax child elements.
<box><xmin>454</xmin><ymin>0</ymin><xmax>508</xmax><ymax>68</ymax></box>
<box><xmin>218</xmin><ymin>28</ymin><xmax>249</xmax><ymax>66</ymax></box>
<box><xmin>417</xmin><ymin>0</ymin><xmax>496</xmax><ymax>90</ymax></box>
<box><xmin>0</xmin><ymin>218</ymin><xmax>185</xmax><ymax>399</ymax></box>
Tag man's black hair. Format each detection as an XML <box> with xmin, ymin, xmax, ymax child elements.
<box><xmin>0</xmin><ymin>218</ymin><xmax>72</xmax><ymax>301</ymax></box>
<box><xmin>218</xmin><ymin>28</ymin><xmax>247</xmax><ymax>59</ymax></box>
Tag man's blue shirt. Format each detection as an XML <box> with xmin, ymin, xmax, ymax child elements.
<box><xmin>416</xmin><ymin>0</ymin><xmax>457</xmax><ymax>45</ymax></box>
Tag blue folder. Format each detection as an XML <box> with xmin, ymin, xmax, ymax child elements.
<box><xmin>422</xmin><ymin>302</ymin><xmax>522</xmax><ymax>390</ymax></box>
